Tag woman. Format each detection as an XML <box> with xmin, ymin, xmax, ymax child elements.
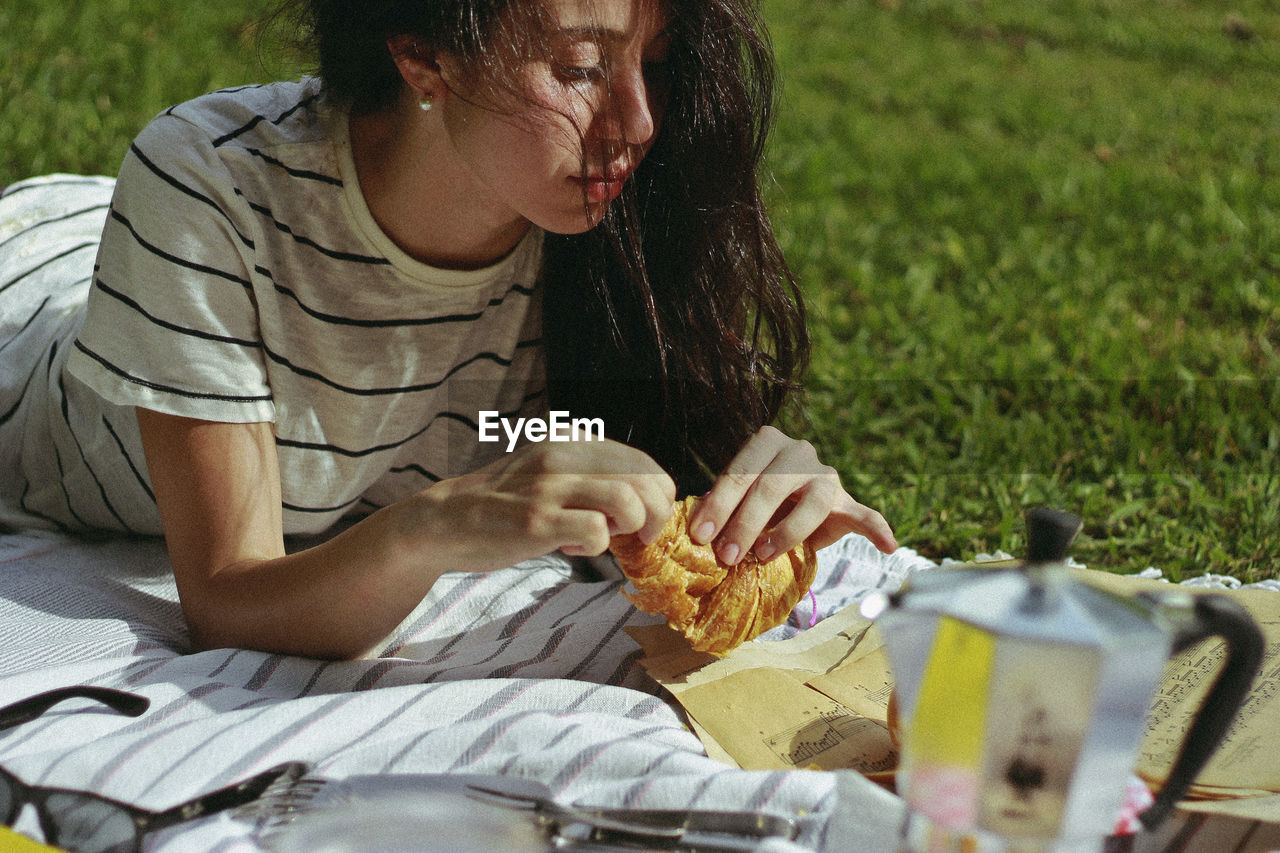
<box><xmin>0</xmin><ymin>0</ymin><xmax>894</xmax><ymax>659</ymax></box>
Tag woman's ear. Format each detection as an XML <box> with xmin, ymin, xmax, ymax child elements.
<box><xmin>387</xmin><ymin>34</ymin><xmax>445</xmax><ymax>102</ymax></box>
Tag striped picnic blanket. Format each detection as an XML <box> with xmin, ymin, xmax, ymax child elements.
<box><xmin>0</xmin><ymin>528</ymin><xmax>926</xmax><ymax>851</ymax></box>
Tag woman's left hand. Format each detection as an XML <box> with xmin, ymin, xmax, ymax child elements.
<box><xmin>688</xmin><ymin>426</ymin><xmax>896</xmax><ymax>563</ymax></box>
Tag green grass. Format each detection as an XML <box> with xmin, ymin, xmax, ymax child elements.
<box><xmin>3</xmin><ymin>1</ymin><xmax>1277</xmax><ymax>580</ymax></box>
<box><xmin>766</xmin><ymin>0</ymin><xmax>1280</xmax><ymax>580</ymax></box>
<box><xmin>0</xmin><ymin>1</ymin><xmax>300</xmax><ymax>177</ymax></box>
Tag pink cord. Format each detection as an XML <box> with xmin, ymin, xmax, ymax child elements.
<box><xmin>807</xmin><ymin>589</ymin><xmax>819</xmax><ymax>628</ymax></box>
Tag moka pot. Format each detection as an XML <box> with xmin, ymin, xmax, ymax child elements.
<box><xmin>864</xmin><ymin>508</ymin><xmax>1263</xmax><ymax>853</ymax></box>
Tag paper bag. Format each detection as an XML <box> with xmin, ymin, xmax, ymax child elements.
<box><xmin>627</xmin><ymin>601</ymin><xmax>898</xmax><ymax>780</ymax></box>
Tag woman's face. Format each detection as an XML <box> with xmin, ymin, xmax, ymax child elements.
<box><xmin>438</xmin><ymin>0</ymin><xmax>672</xmax><ymax>234</ymax></box>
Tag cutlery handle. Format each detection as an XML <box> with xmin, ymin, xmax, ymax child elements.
<box><xmin>572</xmin><ymin>806</ymin><xmax>797</xmax><ymax>840</ymax></box>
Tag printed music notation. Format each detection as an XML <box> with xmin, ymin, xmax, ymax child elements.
<box><xmin>1144</xmin><ymin>640</ymin><xmax>1225</xmax><ymax>731</ymax></box>
<box><xmin>860</xmin><ymin>681</ymin><xmax>893</xmax><ymax>708</ymax></box>
<box><xmin>807</xmin><ymin>644</ymin><xmax>895</xmax><ymax>720</ymax></box>
<box><xmin>1212</xmin><ymin>640</ymin><xmax>1280</xmax><ymax>770</ymax></box>
<box><xmin>761</xmin><ymin>709</ymin><xmax>896</xmax><ymax>772</ymax></box>
<box><xmin>1139</xmin><ymin>625</ymin><xmax>1280</xmax><ymax>794</ymax></box>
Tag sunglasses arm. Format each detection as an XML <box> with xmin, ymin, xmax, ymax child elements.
<box><xmin>0</xmin><ymin>687</ymin><xmax>149</xmax><ymax>729</ymax></box>
<box><xmin>146</xmin><ymin>762</ymin><xmax>309</xmax><ymax>833</ymax></box>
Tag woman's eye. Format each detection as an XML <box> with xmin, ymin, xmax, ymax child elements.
<box><xmin>554</xmin><ymin>62</ymin><xmax>605</xmax><ymax>82</ymax></box>
<box><xmin>551</xmin><ymin>40</ymin><xmax>605</xmax><ymax>83</ymax></box>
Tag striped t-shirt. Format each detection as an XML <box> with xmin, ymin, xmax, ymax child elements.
<box><xmin>6</xmin><ymin>78</ymin><xmax>548</xmax><ymax>535</ymax></box>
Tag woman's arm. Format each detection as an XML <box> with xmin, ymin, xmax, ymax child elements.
<box><xmin>137</xmin><ymin>408</ymin><xmax>675</xmax><ymax>659</ymax></box>
<box><xmin>137</xmin><ymin>409</ymin><xmax>430</xmax><ymax>659</ymax></box>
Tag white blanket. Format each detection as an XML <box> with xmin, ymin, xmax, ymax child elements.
<box><xmin>0</xmin><ymin>529</ymin><xmax>929</xmax><ymax>851</ymax></box>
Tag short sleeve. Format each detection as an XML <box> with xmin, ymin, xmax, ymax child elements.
<box><xmin>66</xmin><ymin>110</ymin><xmax>276</xmax><ymax>423</ymax></box>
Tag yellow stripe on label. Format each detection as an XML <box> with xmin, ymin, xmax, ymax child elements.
<box><xmin>0</xmin><ymin>827</ymin><xmax>65</xmax><ymax>852</ymax></box>
<box><xmin>908</xmin><ymin>617</ymin><xmax>996</xmax><ymax>768</ymax></box>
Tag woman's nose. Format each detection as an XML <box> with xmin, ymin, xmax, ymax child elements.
<box><xmin>601</xmin><ymin>66</ymin><xmax>658</xmax><ymax>148</ymax></box>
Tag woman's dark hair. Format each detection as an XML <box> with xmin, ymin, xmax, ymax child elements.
<box><xmin>274</xmin><ymin>0</ymin><xmax>809</xmax><ymax>495</ymax></box>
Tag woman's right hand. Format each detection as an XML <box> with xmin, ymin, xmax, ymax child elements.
<box><xmin>410</xmin><ymin>439</ymin><xmax>676</xmax><ymax>570</ymax></box>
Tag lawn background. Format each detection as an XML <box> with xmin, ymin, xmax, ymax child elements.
<box><xmin>2</xmin><ymin>0</ymin><xmax>1277</xmax><ymax>580</ymax></box>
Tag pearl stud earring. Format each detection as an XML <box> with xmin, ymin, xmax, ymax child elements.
<box><xmin>419</xmin><ymin>96</ymin><xmax>433</xmax><ymax>112</ymax></box>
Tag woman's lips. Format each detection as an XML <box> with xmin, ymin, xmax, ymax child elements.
<box><xmin>585</xmin><ymin>177</ymin><xmax>625</xmax><ymax>203</ymax></box>
<box><xmin>572</xmin><ymin>169</ymin><xmax>630</xmax><ymax>204</ymax></box>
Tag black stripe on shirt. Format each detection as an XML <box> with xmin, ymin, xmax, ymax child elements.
<box><xmin>110</xmin><ymin>208</ymin><xmax>252</xmax><ymax>288</ymax></box>
<box><xmin>485</xmin><ymin>625</ymin><xmax>573</xmax><ymax>679</ymax></box>
<box><xmin>261</xmin><ymin>339</ymin><xmax>539</xmax><ymax>397</ymax></box>
<box><xmin>389</xmin><ymin>463</ymin><xmax>443</xmax><ymax>483</ymax></box>
<box><xmin>210</xmin><ymin>91</ymin><xmax>324</xmax><ymax>148</ymax></box>
<box><xmin>256</xmin><ymin>264</ymin><xmax>537</xmax><ymax>328</ymax></box>
<box><xmin>274</xmin><ymin>388</ymin><xmax>545</xmax><ymax>457</ymax></box>
<box><xmin>94</xmin><ymin>277</ymin><xmax>262</xmax><ymax>349</ymax></box>
<box><xmin>275</xmin><ymin>425</ymin><xmax>431</xmax><ymax>460</ymax></box>
<box><xmin>244</xmin><ymin>148</ymin><xmax>342</xmax><ymax>186</ymax></box>
<box><xmin>72</xmin><ymin>340</ymin><xmax>273</xmax><ymax>404</ymax></box>
<box><xmin>237</xmin><ymin>193</ymin><xmax>390</xmax><ymax>265</ymax></box>
<box><xmin>212</xmin><ymin>84</ymin><xmax>268</xmax><ymax>95</ymax></box>
<box><xmin>282</xmin><ymin>497</ymin><xmax>362</xmax><ymax>515</ymax></box>
<box><xmin>127</xmin><ymin>143</ymin><xmax>256</xmax><ymax>251</ymax></box>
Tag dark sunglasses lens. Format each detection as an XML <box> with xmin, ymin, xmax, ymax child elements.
<box><xmin>0</xmin><ymin>776</ymin><xmax>14</xmax><ymax>822</ymax></box>
<box><xmin>43</xmin><ymin>792</ymin><xmax>138</xmax><ymax>853</ymax></box>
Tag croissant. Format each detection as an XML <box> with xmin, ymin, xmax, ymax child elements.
<box><xmin>611</xmin><ymin>496</ymin><xmax>817</xmax><ymax>655</ymax></box>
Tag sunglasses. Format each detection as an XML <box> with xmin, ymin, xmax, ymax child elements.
<box><xmin>0</xmin><ymin>686</ymin><xmax>149</xmax><ymax>730</ymax></box>
<box><xmin>1</xmin><ymin>685</ymin><xmax>307</xmax><ymax>853</ymax></box>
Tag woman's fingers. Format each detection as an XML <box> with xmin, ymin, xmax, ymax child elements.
<box><xmin>747</xmin><ymin>476</ymin><xmax>841</xmax><ymax>560</ymax></box>
<box><xmin>689</xmin><ymin>426</ymin><xmax>896</xmax><ymax>563</ymax></box>
<box><xmin>553</xmin><ymin>441</ymin><xmax>676</xmax><ymax>544</ymax></box>
<box><xmin>688</xmin><ymin>425</ymin><xmax>788</xmax><ymax>547</ymax></box>
<box><xmin>478</xmin><ymin>439</ymin><xmax>676</xmax><ymax>558</ymax></box>
<box><xmin>557</xmin><ymin>474</ymin><xmax>671</xmax><ymax>554</ymax></box>
<box><xmin>691</xmin><ymin>426</ymin><xmax>821</xmax><ymax>563</ymax></box>
<box><xmin>804</xmin><ymin>495</ymin><xmax>897</xmax><ymax>555</ymax></box>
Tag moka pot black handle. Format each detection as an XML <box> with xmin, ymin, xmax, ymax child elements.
<box><xmin>1138</xmin><ymin>592</ymin><xmax>1264</xmax><ymax>829</ymax></box>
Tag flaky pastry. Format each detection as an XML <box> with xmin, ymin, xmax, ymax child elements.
<box><xmin>611</xmin><ymin>496</ymin><xmax>817</xmax><ymax>655</ymax></box>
